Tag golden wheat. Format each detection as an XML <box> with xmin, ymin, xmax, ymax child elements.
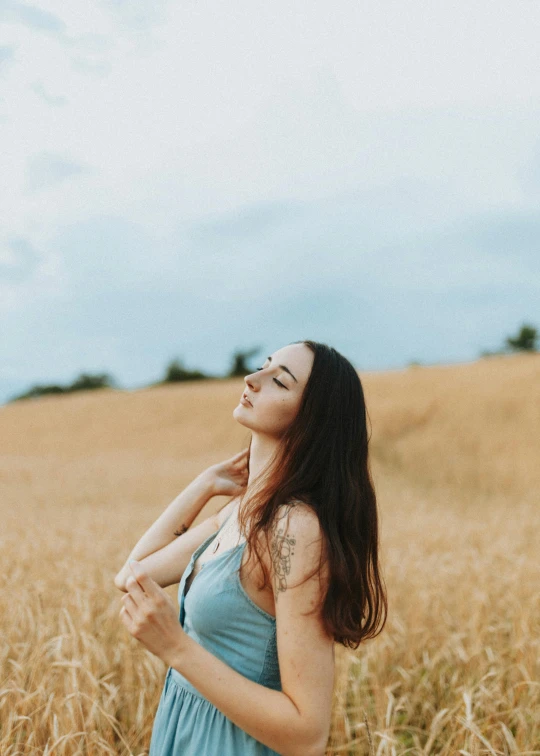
<box><xmin>1</xmin><ymin>353</ymin><xmax>538</xmax><ymax>754</ymax></box>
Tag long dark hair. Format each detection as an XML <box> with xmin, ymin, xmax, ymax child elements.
<box><xmin>235</xmin><ymin>340</ymin><xmax>387</xmax><ymax>649</ymax></box>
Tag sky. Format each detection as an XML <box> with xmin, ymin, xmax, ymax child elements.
<box><xmin>1</xmin><ymin>0</ymin><xmax>539</xmax><ymax>403</ymax></box>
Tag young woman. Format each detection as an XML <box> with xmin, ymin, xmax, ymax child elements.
<box><xmin>114</xmin><ymin>340</ymin><xmax>387</xmax><ymax>756</ymax></box>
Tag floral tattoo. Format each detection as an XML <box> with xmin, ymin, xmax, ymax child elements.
<box><xmin>270</xmin><ymin>504</ymin><xmax>297</xmax><ymax>595</ymax></box>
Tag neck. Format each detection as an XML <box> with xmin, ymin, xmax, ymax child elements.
<box><xmin>245</xmin><ymin>432</ymin><xmax>280</xmax><ymax>494</ymax></box>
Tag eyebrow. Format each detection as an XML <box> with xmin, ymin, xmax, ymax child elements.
<box><xmin>267</xmin><ymin>355</ymin><xmax>298</xmax><ymax>383</ymax></box>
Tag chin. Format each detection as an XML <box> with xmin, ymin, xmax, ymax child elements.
<box><xmin>232</xmin><ymin>406</ymin><xmax>251</xmax><ymax>427</ymax></box>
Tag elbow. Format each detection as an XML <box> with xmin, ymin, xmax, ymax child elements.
<box><xmin>287</xmin><ymin>729</ymin><xmax>328</xmax><ymax>756</ymax></box>
<box><xmin>114</xmin><ymin>572</ymin><xmax>128</xmax><ymax>592</ymax></box>
<box><xmin>302</xmin><ymin>721</ymin><xmax>330</xmax><ymax>756</ymax></box>
<box><xmin>287</xmin><ymin>741</ymin><xmax>325</xmax><ymax>756</ymax></box>
<box><xmin>309</xmin><ymin>739</ymin><xmax>328</xmax><ymax>756</ymax></box>
<box><xmin>302</xmin><ymin>739</ymin><xmax>327</xmax><ymax>756</ymax></box>
<box><xmin>280</xmin><ymin>699</ymin><xmax>329</xmax><ymax>756</ymax></box>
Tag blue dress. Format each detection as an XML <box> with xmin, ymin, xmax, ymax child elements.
<box><xmin>148</xmin><ymin>516</ymin><xmax>282</xmax><ymax>755</ymax></box>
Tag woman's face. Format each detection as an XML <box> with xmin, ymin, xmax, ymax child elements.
<box><xmin>233</xmin><ymin>343</ymin><xmax>314</xmax><ymax>438</ymax></box>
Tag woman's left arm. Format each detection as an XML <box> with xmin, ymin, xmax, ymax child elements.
<box><xmin>120</xmin><ymin>504</ymin><xmax>334</xmax><ymax>756</ymax></box>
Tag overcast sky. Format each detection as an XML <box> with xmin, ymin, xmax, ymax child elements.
<box><xmin>1</xmin><ymin>0</ymin><xmax>539</xmax><ymax>403</ymax></box>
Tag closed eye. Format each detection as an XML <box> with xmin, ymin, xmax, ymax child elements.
<box><xmin>256</xmin><ymin>367</ymin><xmax>287</xmax><ymax>389</ymax></box>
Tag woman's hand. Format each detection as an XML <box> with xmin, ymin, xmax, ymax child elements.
<box><xmin>119</xmin><ymin>561</ymin><xmax>186</xmax><ymax>667</ymax></box>
<box><xmin>205</xmin><ymin>447</ymin><xmax>249</xmax><ymax>498</ymax></box>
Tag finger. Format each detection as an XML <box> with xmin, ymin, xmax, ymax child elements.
<box><xmin>123</xmin><ymin>593</ymin><xmax>138</xmax><ymax>613</ymax></box>
<box><xmin>120</xmin><ymin>604</ymin><xmax>133</xmax><ymax>624</ymax></box>
<box><xmin>126</xmin><ymin>573</ymin><xmax>147</xmax><ymax>604</ymax></box>
<box><xmin>120</xmin><ymin>605</ymin><xmax>139</xmax><ymax>637</ymax></box>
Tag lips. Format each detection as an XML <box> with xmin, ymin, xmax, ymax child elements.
<box><xmin>241</xmin><ymin>393</ymin><xmax>253</xmax><ymax>407</ymax></box>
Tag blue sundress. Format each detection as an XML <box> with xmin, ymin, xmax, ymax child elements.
<box><xmin>148</xmin><ymin>515</ymin><xmax>282</xmax><ymax>755</ymax></box>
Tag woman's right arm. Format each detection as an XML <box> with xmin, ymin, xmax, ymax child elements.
<box><xmin>114</xmin><ymin>472</ymin><xmax>215</xmax><ymax>591</ymax></box>
<box><xmin>114</xmin><ymin>513</ymin><xmax>219</xmax><ymax>592</ymax></box>
<box><xmin>114</xmin><ymin>448</ymin><xmax>249</xmax><ymax>592</ymax></box>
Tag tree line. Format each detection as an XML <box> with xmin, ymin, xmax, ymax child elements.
<box><xmin>7</xmin><ymin>323</ymin><xmax>538</xmax><ymax>403</ymax></box>
<box><xmin>7</xmin><ymin>347</ymin><xmax>261</xmax><ymax>402</ymax></box>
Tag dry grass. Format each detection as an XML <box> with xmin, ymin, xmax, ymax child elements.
<box><xmin>0</xmin><ymin>353</ymin><xmax>538</xmax><ymax>754</ymax></box>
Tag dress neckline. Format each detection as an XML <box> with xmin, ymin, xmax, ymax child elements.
<box><xmin>182</xmin><ymin>518</ymin><xmax>276</xmax><ymax>622</ymax></box>
<box><xmin>183</xmin><ymin>513</ymin><xmax>245</xmax><ymax>594</ymax></box>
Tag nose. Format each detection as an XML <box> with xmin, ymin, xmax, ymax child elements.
<box><xmin>244</xmin><ymin>372</ymin><xmax>257</xmax><ymax>391</ymax></box>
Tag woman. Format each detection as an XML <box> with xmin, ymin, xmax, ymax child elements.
<box><xmin>114</xmin><ymin>340</ymin><xmax>387</xmax><ymax>756</ymax></box>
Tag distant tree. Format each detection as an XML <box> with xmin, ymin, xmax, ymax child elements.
<box><xmin>479</xmin><ymin>348</ymin><xmax>507</xmax><ymax>358</ymax></box>
<box><xmin>505</xmin><ymin>323</ymin><xmax>538</xmax><ymax>353</ymax></box>
<box><xmin>8</xmin><ymin>371</ymin><xmax>118</xmax><ymax>402</ymax></box>
<box><xmin>226</xmin><ymin>347</ymin><xmax>262</xmax><ymax>378</ymax></box>
<box><xmin>9</xmin><ymin>384</ymin><xmax>66</xmax><ymax>401</ymax></box>
<box><xmin>162</xmin><ymin>358</ymin><xmax>209</xmax><ymax>383</ymax></box>
<box><xmin>69</xmin><ymin>372</ymin><xmax>118</xmax><ymax>391</ymax></box>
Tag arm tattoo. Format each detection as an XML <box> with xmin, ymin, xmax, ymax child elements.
<box><xmin>173</xmin><ymin>524</ymin><xmax>188</xmax><ymax>537</ymax></box>
<box><xmin>270</xmin><ymin>504</ymin><xmax>297</xmax><ymax>595</ymax></box>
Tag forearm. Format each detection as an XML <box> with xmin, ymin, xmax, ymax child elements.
<box><xmin>167</xmin><ymin>635</ymin><xmax>321</xmax><ymax>756</ymax></box>
<box><xmin>126</xmin><ymin>473</ymin><xmax>214</xmax><ymax>563</ymax></box>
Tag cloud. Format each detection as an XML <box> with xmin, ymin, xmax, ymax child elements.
<box><xmin>0</xmin><ymin>1</ymin><xmax>66</xmax><ymax>36</ymax></box>
<box><xmin>0</xmin><ymin>237</ymin><xmax>42</xmax><ymax>284</ymax></box>
<box><xmin>462</xmin><ymin>213</ymin><xmax>540</xmax><ymax>268</ymax></box>
<box><xmin>2</xmin><ymin>0</ymin><xmax>540</xmax><ymax>403</ymax></box>
<box><xmin>1</xmin><ymin>188</ymin><xmax>538</xmax><ymax>404</ymax></box>
<box><xmin>186</xmin><ymin>200</ymin><xmax>308</xmax><ymax>243</ymax></box>
<box><xmin>96</xmin><ymin>0</ymin><xmax>171</xmax><ymax>31</ymax></box>
<box><xmin>178</xmin><ymin>185</ymin><xmax>540</xmax><ymax>301</ymax></box>
<box><xmin>30</xmin><ymin>80</ymin><xmax>68</xmax><ymax>106</ymax></box>
<box><xmin>70</xmin><ymin>56</ymin><xmax>112</xmax><ymax>77</ymax></box>
<box><xmin>53</xmin><ymin>215</ymin><xmax>163</xmax><ymax>289</ymax></box>
<box><xmin>0</xmin><ymin>45</ymin><xmax>15</xmax><ymax>73</ymax></box>
<box><xmin>25</xmin><ymin>151</ymin><xmax>91</xmax><ymax>193</ymax></box>
<box><xmin>64</xmin><ymin>32</ymin><xmax>113</xmax><ymax>54</ymax></box>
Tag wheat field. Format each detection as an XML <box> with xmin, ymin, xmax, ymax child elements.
<box><xmin>1</xmin><ymin>353</ymin><xmax>538</xmax><ymax>755</ymax></box>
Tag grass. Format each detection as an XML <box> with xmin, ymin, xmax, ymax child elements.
<box><xmin>0</xmin><ymin>353</ymin><xmax>538</xmax><ymax>754</ymax></box>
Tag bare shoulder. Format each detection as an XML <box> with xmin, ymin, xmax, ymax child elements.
<box><xmin>269</xmin><ymin>500</ymin><xmax>326</xmax><ymax>596</ymax></box>
<box><xmin>272</xmin><ymin>499</ymin><xmax>322</xmax><ymax>541</ymax></box>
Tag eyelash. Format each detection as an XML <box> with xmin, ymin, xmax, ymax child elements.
<box><xmin>256</xmin><ymin>367</ymin><xmax>286</xmax><ymax>388</ymax></box>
